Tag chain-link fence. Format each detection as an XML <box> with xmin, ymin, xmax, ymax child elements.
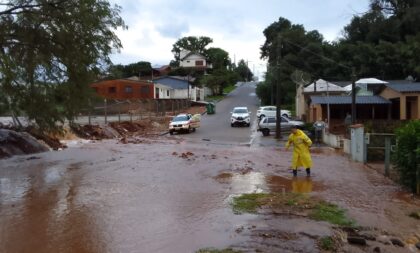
<box><xmin>74</xmin><ymin>99</ymin><xmax>191</xmax><ymax>125</ymax></box>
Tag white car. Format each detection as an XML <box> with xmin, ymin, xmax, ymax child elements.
<box><xmin>256</xmin><ymin>106</ymin><xmax>291</xmax><ymax>118</ymax></box>
<box><xmin>169</xmin><ymin>114</ymin><xmax>200</xmax><ymax>135</ymax></box>
<box><xmin>230</xmin><ymin>107</ymin><xmax>251</xmax><ymax>127</ymax></box>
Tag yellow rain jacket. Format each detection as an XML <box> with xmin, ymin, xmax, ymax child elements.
<box><xmin>286</xmin><ymin>129</ymin><xmax>313</xmax><ymax>169</ymax></box>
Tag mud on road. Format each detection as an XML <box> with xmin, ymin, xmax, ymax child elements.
<box><xmin>1</xmin><ymin>138</ymin><xmax>419</xmax><ymax>253</ymax></box>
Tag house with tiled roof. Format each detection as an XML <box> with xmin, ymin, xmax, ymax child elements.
<box><xmin>306</xmin><ymin>78</ymin><xmax>420</xmax><ymax>126</ymax></box>
<box><xmin>295</xmin><ymin>79</ymin><xmax>348</xmax><ymax>120</ymax></box>
<box><xmin>379</xmin><ymin>81</ymin><xmax>420</xmax><ymax>120</ymax></box>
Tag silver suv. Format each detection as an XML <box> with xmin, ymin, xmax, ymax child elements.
<box><xmin>230</xmin><ymin>107</ymin><xmax>251</xmax><ymax>127</ymax></box>
<box><xmin>257</xmin><ymin>116</ymin><xmax>304</xmax><ymax>136</ymax></box>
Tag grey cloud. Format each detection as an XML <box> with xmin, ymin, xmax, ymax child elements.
<box><xmin>157</xmin><ymin>21</ymin><xmax>190</xmax><ymax>38</ymax></box>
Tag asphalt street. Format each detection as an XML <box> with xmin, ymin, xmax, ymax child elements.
<box><xmin>175</xmin><ymin>82</ymin><xmax>286</xmax><ymax>147</ymax></box>
<box><xmin>177</xmin><ymin>82</ymin><xmax>261</xmax><ymax>145</ymax></box>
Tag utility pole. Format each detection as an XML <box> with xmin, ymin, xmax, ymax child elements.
<box><xmin>351</xmin><ymin>68</ymin><xmax>357</xmax><ymax>124</ymax></box>
<box><xmin>275</xmin><ymin>36</ymin><xmax>282</xmax><ymax>139</ymax></box>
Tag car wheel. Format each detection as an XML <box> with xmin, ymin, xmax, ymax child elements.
<box><xmin>192</xmin><ymin>128</ymin><xmax>196</xmax><ymax>132</ymax></box>
<box><xmin>282</xmin><ymin>113</ymin><xmax>289</xmax><ymax>118</ymax></box>
<box><xmin>247</xmin><ymin>123</ymin><xmax>250</xmax><ymax>127</ymax></box>
<box><xmin>169</xmin><ymin>130</ymin><xmax>174</xmax><ymax>135</ymax></box>
<box><xmin>262</xmin><ymin>129</ymin><xmax>269</xmax><ymax>136</ymax></box>
<box><xmin>260</xmin><ymin>114</ymin><xmax>265</xmax><ymax>118</ymax></box>
<box><xmin>231</xmin><ymin>123</ymin><xmax>234</xmax><ymax>127</ymax></box>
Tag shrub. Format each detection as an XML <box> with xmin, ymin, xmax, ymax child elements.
<box><xmin>393</xmin><ymin>120</ymin><xmax>420</xmax><ymax>193</ymax></box>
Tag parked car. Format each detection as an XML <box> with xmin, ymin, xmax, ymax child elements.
<box><xmin>257</xmin><ymin>116</ymin><xmax>304</xmax><ymax>136</ymax></box>
<box><xmin>169</xmin><ymin>114</ymin><xmax>200</xmax><ymax>135</ymax></box>
<box><xmin>256</xmin><ymin>106</ymin><xmax>291</xmax><ymax>118</ymax></box>
<box><xmin>230</xmin><ymin>107</ymin><xmax>251</xmax><ymax>127</ymax></box>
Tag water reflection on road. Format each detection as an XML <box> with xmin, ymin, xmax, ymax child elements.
<box><xmin>216</xmin><ymin>171</ymin><xmax>323</xmax><ymax>194</ymax></box>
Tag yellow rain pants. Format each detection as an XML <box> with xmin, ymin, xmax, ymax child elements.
<box><xmin>285</xmin><ymin>129</ymin><xmax>313</xmax><ymax>169</ymax></box>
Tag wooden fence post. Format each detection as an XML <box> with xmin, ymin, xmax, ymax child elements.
<box><xmin>104</xmin><ymin>99</ymin><xmax>107</xmax><ymax>124</ymax></box>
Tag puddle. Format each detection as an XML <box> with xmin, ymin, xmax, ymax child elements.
<box><xmin>215</xmin><ymin>172</ymin><xmax>325</xmax><ymax>194</ymax></box>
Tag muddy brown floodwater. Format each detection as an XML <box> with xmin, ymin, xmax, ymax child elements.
<box><xmin>1</xmin><ymin>138</ymin><xmax>420</xmax><ymax>253</ymax></box>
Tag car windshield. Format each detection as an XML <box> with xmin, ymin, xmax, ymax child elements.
<box><xmin>173</xmin><ymin>116</ymin><xmax>189</xmax><ymax>122</ymax></box>
<box><xmin>233</xmin><ymin>109</ymin><xmax>247</xmax><ymax>113</ymax></box>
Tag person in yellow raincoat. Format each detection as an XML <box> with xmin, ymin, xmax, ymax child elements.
<box><xmin>285</xmin><ymin>125</ymin><xmax>313</xmax><ymax>177</ymax></box>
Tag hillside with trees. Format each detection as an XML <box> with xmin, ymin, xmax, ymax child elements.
<box><xmin>258</xmin><ymin>0</ymin><xmax>420</xmax><ymax>106</ymax></box>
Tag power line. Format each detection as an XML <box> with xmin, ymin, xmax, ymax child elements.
<box><xmin>280</xmin><ymin>37</ymin><xmax>352</xmax><ymax>71</ymax></box>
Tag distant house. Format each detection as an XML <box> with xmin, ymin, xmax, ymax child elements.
<box><xmin>152</xmin><ymin>65</ymin><xmax>171</xmax><ymax>78</ymax></box>
<box><xmin>153</xmin><ymin>76</ymin><xmax>204</xmax><ymax>101</ymax></box>
<box><xmin>91</xmin><ymin>79</ymin><xmax>154</xmax><ymax>99</ymax></box>
<box><xmin>296</xmin><ymin>79</ymin><xmax>348</xmax><ymax>120</ymax></box>
<box><xmin>379</xmin><ymin>81</ymin><xmax>420</xmax><ymax>120</ymax></box>
<box><xmin>179</xmin><ymin>50</ymin><xmax>212</xmax><ymax>71</ymax></box>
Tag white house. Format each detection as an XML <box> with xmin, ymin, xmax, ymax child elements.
<box><xmin>153</xmin><ymin>76</ymin><xmax>204</xmax><ymax>101</ymax></box>
<box><xmin>179</xmin><ymin>50</ymin><xmax>212</xmax><ymax>70</ymax></box>
<box><xmin>153</xmin><ymin>83</ymin><xmax>172</xmax><ymax>99</ymax></box>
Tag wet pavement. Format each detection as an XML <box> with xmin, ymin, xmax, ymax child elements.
<box><xmin>1</xmin><ymin>138</ymin><xmax>420</xmax><ymax>253</ymax></box>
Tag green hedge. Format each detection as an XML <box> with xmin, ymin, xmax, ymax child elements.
<box><xmin>393</xmin><ymin>120</ymin><xmax>420</xmax><ymax>193</ymax></box>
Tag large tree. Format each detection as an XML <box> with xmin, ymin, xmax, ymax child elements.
<box><xmin>206</xmin><ymin>47</ymin><xmax>231</xmax><ymax>70</ymax></box>
<box><xmin>107</xmin><ymin>61</ymin><xmax>152</xmax><ymax>79</ymax></box>
<box><xmin>235</xmin><ymin>59</ymin><xmax>253</xmax><ymax>81</ymax></box>
<box><xmin>0</xmin><ymin>0</ymin><xmax>126</xmax><ymax>130</ymax></box>
<box><xmin>260</xmin><ymin>17</ymin><xmax>327</xmax><ymax>105</ymax></box>
<box><xmin>171</xmin><ymin>36</ymin><xmax>213</xmax><ymax>65</ymax></box>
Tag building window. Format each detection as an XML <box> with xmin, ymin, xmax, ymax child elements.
<box><xmin>167</xmin><ymin>90</ymin><xmax>170</xmax><ymax>96</ymax></box>
<box><xmin>108</xmin><ymin>87</ymin><xmax>116</xmax><ymax>93</ymax></box>
<box><xmin>195</xmin><ymin>60</ymin><xmax>204</xmax><ymax>66</ymax></box>
<box><xmin>124</xmin><ymin>86</ymin><xmax>133</xmax><ymax>93</ymax></box>
<box><xmin>140</xmin><ymin>86</ymin><xmax>149</xmax><ymax>94</ymax></box>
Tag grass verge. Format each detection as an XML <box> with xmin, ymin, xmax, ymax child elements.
<box><xmin>319</xmin><ymin>236</ymin><xmax>336</xmax><ymax>251</ymax></box>
<box><xmin>231</xmin><ymin>193</ymin><xmax>271</xmax><ymax>214</ymax></box>
<box><xmin>231</xmin><ymin>193</ymin><xmax>355</xmax><ymax>227</ymax></box>
<box><xmin>205</xmin><ymin>95</ymin><xmax>224</xmax><ymax>102</ymax></box>
<box><xmin>196</xmin><ymin>248</ymin><xmax>242</xmax><ymax>253</ymax></box>
<box><xmin>223</xmin><ymin>84</ymin><xmax>236</xmax><ymax>94</ymax></box>
<box><xmin>310</xmin><ymin>202</ymin><xmax>355</xmax><ymax>226</ymax></box>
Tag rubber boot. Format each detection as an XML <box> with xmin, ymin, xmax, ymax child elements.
<box><xmin>306</xmin><ymin>168</ymin><xmax>311</xmax><ymax>177</ymax></box>
<box><xmin>293</xmin><ymin>169</ymin><xmax>297</xmax><ymax>177</ymax></box>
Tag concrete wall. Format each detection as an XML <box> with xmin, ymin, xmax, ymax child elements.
<box><xmin>322</xmin><ymin>131</ymin><xmax>342</xmax><ymax>148</ymax></box>
<box><xmin>343</xmin><ymin>139</ymin><xmax>351</xmax><ymax>154</ymax></box>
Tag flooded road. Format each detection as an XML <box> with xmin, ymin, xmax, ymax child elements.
<box><xmin>1</xmin><ymin>139</ymin><xmax>420</xmax><ymax>252</ymax></box>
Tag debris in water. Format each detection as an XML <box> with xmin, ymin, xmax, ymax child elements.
<box><xmin>390</xmin><ymin>238</ymin><xmax>405</xmax><ymax>247</ymax></box>
<box><xmin>347</xmin><ymin>236</ymin><xmax>367</xmax><ymax>246</ymax></box>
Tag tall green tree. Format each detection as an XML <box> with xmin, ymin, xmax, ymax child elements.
<box><xmin>206</xmin><ymin>47</ymin><xmax>231</xmax><ymax>70</ymax></box>
<box><xmin>171</xmin><ymin>36</ymin><xmax>213</xmax><ymax>65</ymax></box>
<box><xmin>107</xmin><ymin>61</ymin><xmax>152</xmax><ymax>79</ymax></box>
<box><xmin>235</xmin><ymin>59</ymin><xmax>253</xmax><ymax>81</ymax></box>
<box><xmin>260</xmin><ymin>17</ymin><xmax>327</xmax><ymax>105</ymax></box>
<box><xmin>0</xmin><ymin>0</ymin><xmax>126</xmax><ymax>131</ymax></box>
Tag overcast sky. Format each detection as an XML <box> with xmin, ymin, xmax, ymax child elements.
<box><xmin>110</xmin><ymin>0</ymin><xmax>370</xmax><ymax>78</ymax></box>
